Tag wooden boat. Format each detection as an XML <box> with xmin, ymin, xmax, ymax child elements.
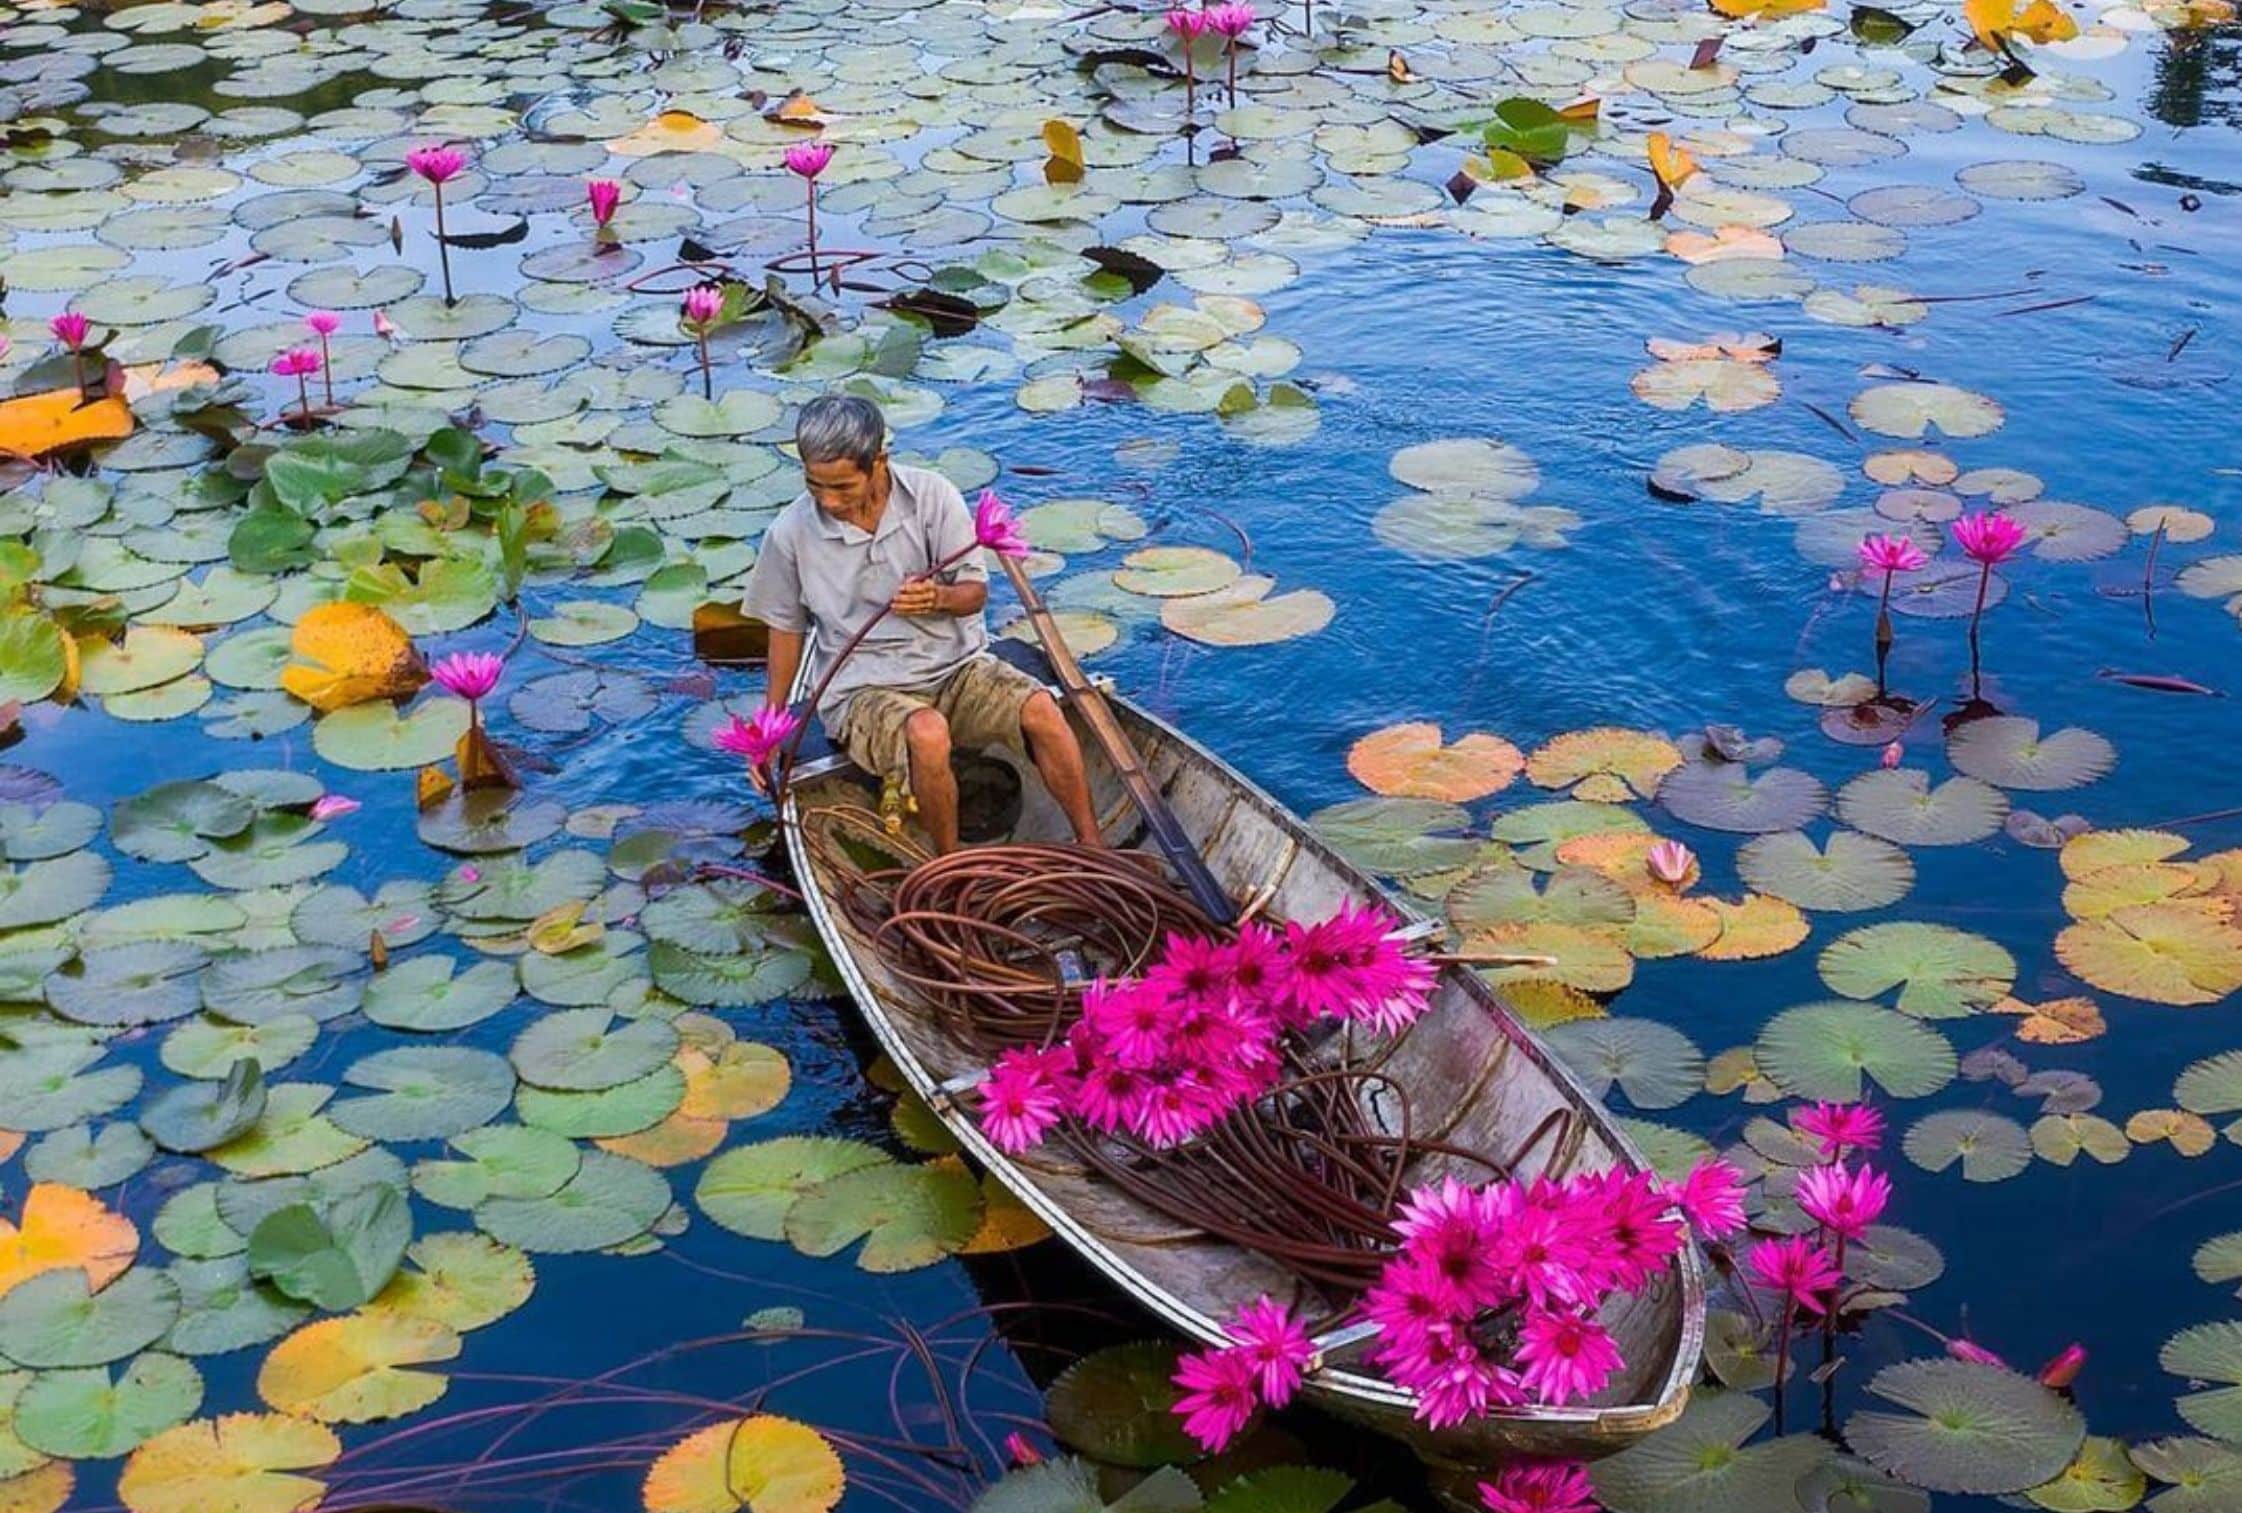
<box><xmin>781</xmin><ymin>648</ymin><xmax>1705</xmax><ymax>1470</ymax></box>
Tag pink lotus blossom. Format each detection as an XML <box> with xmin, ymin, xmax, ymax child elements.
<box><xmin>586</xmin><ymin>178</ymin><xmax>621</xmax><ymax>226</ymax></box>
<box><xmin>49</xmin><ymin>313</ymin><xmax>89</xmax><ymax>350</ymax></box>
<box><xmin>1402</xmin><ymin>1324</ymin><xmax>1525</xmax><ymax>1428</ymax></box>
<box><xmin>1171</xmin><ymin>1345</ymin><xmax>1259</xmax><ymax>1452</ymax></box>
<box><xmin>1166</xmin><ymin>5</ymin><xmax>1210</xmax><ymax>33</ymax></box>
<box><xmin>1792</xmin><ymin>1101</ymin><xmax>1884</xmax><ymax>1160</ymax></box>
<box><xmin>1224</xmin><ymin>1296</ymin><xmax>1315</xmax><ymax>1406</ymax></box>
<box><xmin>1206</xmin><ymin>1</ymin><xmax>1256</xmax><ymax>37</ymax></box>
<box><xmin>1645</xmin><ymin>839</ymin><xmax>1694</xmax><ymax>887</ymax></box>
<box><xmin>1665</xmin><ymin>1159</ymin><xmax>1747</xmax><ymax>1240</ymax></box>
<box><xmin>1880</xmin><ymin>741</ymin><xmax>1903</xmax><ymax>769</ymax></box>
<box><xmin>2039</xmin><ymin>1343</ymin><xmax>2087</xmax><ymax>1388</ymax></box>
<box><xmin>712</xmin><ymin>704</ymin><xmax>802</xmax><ymax>771</ymax></box>
<box><xmin>1494</xmin><ymin>1187</ymin><xmax>1597</xmax><ymax>1312</ymax></box>
<box><xmin>1400</xmin><ymin>1180</ymin><xmax>1511</xmax><ymax>1312</ymax></box>
<box><xmin>1747</xmin><ymin>1236</ymin><xmax>1842</xmax><ymax>1317</ymax></box>
<box><xmin>783</xmin><ymin>141</ymin><xmax>835</xmax><ymax>179</ymax></box>
<box><xmin>1952</xmin><ymin>511</ymin><xmax>2028</xmax><ymax>566</ymax></box>
<box><xmin>1145</xmin><ymin>931</ymin><xmax>1228</xmax><ymax>1005</ymax></box>
<box><xmin>303</xmin><ymin>310</ymin><xmax>341</xmax><ymax>337</ymax></box>
<box><xmin>1947</xmin><ymin>1338</ymin><xmax>2008</xmax><ymax>1368</ymax></box>
<box><xmin>977</xmin><ymin>1046</ymin><xmax>1069</xmax><ymax>1153</ymax></box>
<box><xmin>1081</xmin><ymin>978</ymin><xmax>1178</xmax><ymax>1070</ymax></box>
<box><xmin>405</xmin><ymin>143</ymin><xmax>467</xmax><ymax>183</ymax></box>
<box><xmin>1515</xmin><ymin>1308</ymin><xmax>1623</xmax><ymax>1407</ymax></box>
<box><xmin>308</xmin><ymin>794</ymin><xmax>360</xmax><ymax>822</ymax></box>
<box><xmin>1224</xmin><ymin>921</ymin><xmax>1283</xmax><ymax>1002</ymax></box>
<box><xmin>1858</xmin><ymin>533</ymin><xmax>1929</xmax><ymax>575</ymax></box>
<box><xmin>681</xmin><ymin>284</ymin><xmax>725</xmax><ymax>329</ymax></box>
<box><xmin>430</xmin><ymin>651</ymin><xmax>504</xmax><ymax>702</ymax></box>
<box><xmin>1575</xmin><ymin>1169</ymin><xmax>1686</xmax><ymax>1294</ymax></box>
<box><xmin>972</xmin><ymin>489</ymin><xmax>1031</xmax><ymax>559</ymax></box>
<box><xmin>1795</xmin><ymin>1162</ymin><xmax>1891</xmax><ymax>1241</ymax></box>
<box><xmin>270</xmin><ymin>348</ymin><xmax>322</xmax><ymax>378</ymax></box>
<box><xmin>1479</xmin><ymin>1461</ymin><xmax>1601</xmax><ymax>1513</ymax></box>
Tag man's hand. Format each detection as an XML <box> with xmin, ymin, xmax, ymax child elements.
<box><xmin>890</xmin><ymin>577</ymin><xmax>943</xmax><ymax>617</ymax></box>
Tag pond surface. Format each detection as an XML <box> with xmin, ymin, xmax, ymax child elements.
<box><xmin>2</xmin><ymin>0</ymin><xmax>2241</xmax><ymax>1508</ymax></box>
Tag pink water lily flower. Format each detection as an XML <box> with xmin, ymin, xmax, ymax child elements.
<box><xmin>1858</xmin><ymin>533</ymin><xmax>1929</xmax><ymax>575</ymax></box>
<box><xmin>1167</xmin><ymin>5</ymin><xmax>1209</xmax><ymax>32</ymax></box>
<box><xmin>1171</xmin><ymin>1346</ymin><xmax>1259</xmax><ymax>1453</ymax></box>
<box><xmin>681</xmin><ymin>285</ymin><xmax>724</xmax><ymax>328</ymax></box>
<box><xmin>1515</xmin><ymin>1308</ymin><xmax>1623</xmax><ymax>1407</ymax></box>
<box><xmin>269</xmin><ymin>348</ymin><xmax>322</xmax><ymax>377</ymax></box>
<box><xmin>1224</xmin><ymin>1296</ymin><xmax>1315</xmax><ymax>1407</ymax></box>
<box><xmin>973</xmin><ymin>489</ymin><xmax>1031</xmax><ymax>559</ymax></box>
<box><xmin>2039</xmin><ymin>1343</ymin><xmax>2087</xmax><ymax>1388</ymax></box>
<box><xmin>303</xmin><ymin>310</ymin><xmax>341</xmax><ymax>337</ymax></box>
<box><xmin>430</xmin><ymin>651</ymin><xmax>504</xmax><ymax>702</ymax></box>
<box><xmin>1645</xmin><ymin>838</ymin><xmax>1693</xmax><ymax>887</ymax></box>
<box><xmin>783</xmin><ymin>141</ymin><xmax>835</xmax><ymax>179</ymax></box>
<box><xmin>1947</xmin><ymin>1337</ymin><xmax>2008</xmax><ymax>1368</ymax></box>
<box><xmin>49</xmin><ymin>313</ymin><xmax>89</xmax><ymax>350</ymax></box>
<box><xmin>1953</xmin><ymin>511</ymin><xmax>2028</xmax><ymax>565</ymax></box>
<box><xmin>712</xmin><ymin>704</ymin><xmax>802</xmax><ymax>771</ymax></box>
<box><xmin>1794</xmin><ymin>1161</ymin><xmax>1891</xmax><ymax>1241</ymax></box>
<box><xmin>1665</xmin><ymin>1158</ymin><xmax>1746</xmax><ymax>1240</ymax></box>
<box><xmin>1747</xmin><ymin>1236</ymin><xmax>1843</xmax><ymax>1317</ymax></box>
<box><xmin>1478</xmin><ymin>1460</ymin><xmax>1600</xmax><ymax>1513</ymax></box>
<box><xmin>308</xmin><ymin>794</ymin><xmax>360</xmax><ymax>822</ymax></box>
<box><xmin>586</xmin><ymin>178</ymin><xmax>621</xmax><ymax>226</ymax></box>
<box><xmin>405</xmin><ymin>143</ymin><xmax>467</xmax><ymax>183</ymax></box>
<box><xmin>976</xmin><ymin>1045</ymin><xmax>1067</xmax><ymax>1153</ymax></box>
<box><xmin>1206</xmin><ymin>1</ymin><xmax>1256</xmax><ymax>36</ymax></box>
<box><xmin>1792</xmin><ymin>1100</ymin><xmax>1884</xmax><ymax>1160</ymax></box>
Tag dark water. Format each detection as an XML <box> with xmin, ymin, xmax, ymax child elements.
<box><xmin>7</xmin><ymin>0</ymin><xmax>2242</xmax><ymax>1508</ymax></box>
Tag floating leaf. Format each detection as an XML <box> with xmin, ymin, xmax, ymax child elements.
<box><xmin>141</xmin><ymin>1058</ymin><xmax>267</xmax><ymax>1154</ymax></box>
<box><xmin>1991</xmin><ymin>995</ymin><xmax>2105</xmax><ymax>1045</ymax></box>
<box><xmin>0</xmin><ymin>1268</ymin><xmax>179</xmax><ymax>1369</ymax></box>
<box><xmin>2057</xmin><ymin>906</ymin><xmax>2242</xmax><ymax>1007</ymax></box>
<box><xmin>2126</xmin><ymin>1109</ymin><xmax>2218</xmax><ymax>1157</ymax></box>
<box><xmin>1546</xmin><ymin>1018</ymin><xmax>1705</xmax><ymax>1110</ymax></box>
<box><xmin>0</xmin><ymin>1185</ymin><xmax>138</xmax><ymax>1301</ymax></box>
<box><xmin>1757</xmin><ymin>1002</ymin><xmax>1957</xmax><ymax>1101</ymax></box>
<box><xmin>783</xmin><ymin>1159</ymin><xmax>982</xmax><ymax>1274</ymax></box>
<box><xmin>695</xmin><ymin>1139</ymin><xmax>892</xmax><ymax>1243</ymax></box>
<box><xmin>2130</xmin><ymin>1438</ymin><xmax>2242</xmax><ymax>1513</ymax></box>
<box><xmin>1948</xmin><ymin>718</ymin><xmax>2116</xmax><ymax>792</ymax></box>
<box><xmin>256</xmin><ymin>1313</ymin><xmax>458</xmax><ymax>1425</ymax></box>
<box><xmin>1045</xmin><ymin>1342</ymin><xmax>1199</xmax><ymax>1469</ymax></box>
<box><xmin>474</xmin><ymin>1150</ymin><xmax>669</xmax><ymax>1254</ymax></box>
<box><xmin>312</xmin><ymin>700</ymin><xmax>471</xmax><ymax>771</ymax></box>
<box><xmin>1837</xmin><ymin>769</ymin><xmax>2009</xmax><ymax>847</ymax></box>
<box><xmin>1160</xmin><ymin>574</ymin><xmax>1333</xmax><ymax>646</ymax></box>
<box><xmin>1593</xmin><ymin>1390</ymin><xmax>1832</xmax><ymax>1511</ymax></box>
<box><xmin>246</xmin><ymin>1184</ymin><xmax>410</xmax><ymax>1312</ymax></box>
<box><xmin>1347</xmin><ymin>723</ymin><xmax>1522</xmax><ymax>802</ymax></box>
<box><xmin>118</xmin><ymin>1413</ymin><xmax>339</xmax><ymax>1513</ymax></box>
<box><xmin>1819</xmin><ymin>922</ymin><xmax>2017</xmax><ymax>1018</ymax></box>
<box><xmin>1849</xmin><ymin>382</ymin><xmax>2005</xmax><ymax>439</ymax></box>
<box><xmin>2163</xmin><ymin>1323</ymin><xmax>2242</xmax><ymax>1444</ymax></box>
<box><xmin>275</xmin><ymin>603</ymin><xmax>425</xmax><ymax>713</ymax></box>
<box><xmin>367</xmin><ymin>1232</ymin><xmax>534</xmax><ymax>1334</ymax></box>
<box><xmin>1527</xmin><ymin>729</ymin><xmax>1682</xmax><ymax>803</ymax></box>
<box><xmin>1736</xmin><ymin>830</ymin><xmax>1914</xmax><ymax>911</ymax></box>
<box><xmin>14</xmin><ymin>1352</ymin><xmax>202</xmax><ymax>1460</ymax></box>
<box><xmin>1659</xmin><ymin>759</ymin><xmax>1829</xmax><ymax>834</ymax></box>
<box><xmin>1903</xmin><ymin>1110</ymin><xmax>2034</xmax><ymax>1181</ymax></box>
<box><xmin>642</xmin><ymin>1415</ymin><xmax>846</xmax><ymax>1513</ymax></box>
<box><xmin>1847</xmin><ymin>1360</ymin><xmax>2084</xmax><ymax>1494</ymax></box>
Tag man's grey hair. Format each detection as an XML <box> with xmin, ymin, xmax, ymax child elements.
<box><xmin>794</xmin><ymin>394</ymin><xmax>887</xmax><ymax>469</ymax></box>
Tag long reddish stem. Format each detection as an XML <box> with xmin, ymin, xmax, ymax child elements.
<box><xmin>295</xmin><ymin>370</ymin><xmax>310</xmax><ymax>424</ymax></box>
<box><xmin>1967</xmin><ymin>561</ymin><xmax>1992</xmax><ymax>700</ymax></box>
<box><xmin>433</xmin><ymin>183</ymin><xmax>456</xmax><ymax>306</ymax></box>
<box><xmin>1771</xmin><ymin>1298</ymin><xmax>1797</xmax><ymax>1433</ymax></box>
<box><xmin>697</xmin><ymin>331</ymin><xmax>711</xmax><ymax>400</ymax></box>
<box><xmin>1873</xmin><ymin>569</ymin><xmax>1895</xmax><ymax>697</ymax></box>
<box><xmin>317</xmin><ymin>333</ymin><xmax>334</xmax><ymax>406</ymax></box>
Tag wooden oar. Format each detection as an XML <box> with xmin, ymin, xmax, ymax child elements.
<box><xmin>996</xmin><ymin>554</ymin><xmax>1236</xmax><ymax>926</ymax></box>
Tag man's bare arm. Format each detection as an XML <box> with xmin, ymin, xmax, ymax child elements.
<box><xmin>764</xmin><ymin>628</ymin><xmax>805</xmax><ymax>707</ymax></box>
<box><xmin>891</xmin><ymin>579</ymin><xmax>987</xmax><ymax>617</ymax></box>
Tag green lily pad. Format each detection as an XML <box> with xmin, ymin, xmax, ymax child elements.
<box><xmin>208</xmin><ymin>1082</ymin><xmax>370</xmax><ymax>1178</ymax></box>
<box><xmin>199</xmin><ymin>945</ymin><xmax>362</xmax><ymax>1024</ymax></box>
<box><xmin>473</xmin><ymin>1150</ymin><xmax>669</xmax><ymax>1254</ymax></box>
<box><xmin>1819</xmin><ymin>922</ymin><xmax>2017</xmax><ymax>1018</ymax></box>
<box><xmin>0</xmin><ymin>1268</ymin><xmax>181</xmax><ymax>1369</ymax></box>
<box><xmin>162</xmin><ymin>1015</ymin><xmax>317</xmax><ymax>1081</ymax></box>
<box><xmin>0</xmin><ymin>851</ymin><xmax>112</xmax><ymax>929</ymax></box>
<box><xmin>165</xmin><ymin>1255</ymin><xmax>309</xmax><ymax>1356</ymax></box>
<box><xmin>1736</xmin><ymin>830</ymin><xmax>1915</xmax><ymax>912</ymax></box>
<box><xmin>49</xmin><ymin>941</ymin><xmax>209</xmax><ymax>1027</ymax></box>
<box><xmin>1307</xmin><ymin>796</ymin><xmax>1480</xmax><ymax>877</ymax></box>
<box><xmin>1947</xmin><ymin>718</ymin><xmax>2116</xmax><ymax>793</ymax></box>
<box><xmin>247</xmin><ymin>1184</ymin><xmax>411</xmax><ymax>1312</ymax></box>
<box><xmin>783</xmin><ymin>1160</ymin><xmax>982</xmax><ymax>1274</ymax></box>
<box><xmin>1756</xmin><ymin>1001</ymin><xmax>1957</xmax><ymax>1101</ymax></box>
<box><xmin>24</xmin><ymin>1122</ymin><xmax>156</xmax><ymax>1190</ymax></box>
<box><xmin>648</xmin><ymin>941</ymin><xmax>812</xmax><ymax>1007</ymax></box>
<box><xmin>2026</xmin><ymin>1437</ymin><xmax>2147</xmax><ymax>1512</ymax></box>
<box><xmin>2163</xmin><ymin>1323</ymin><xmax>2242</xmax><ymax>1443</ymax></box>
<box><xmin>141</xmin><ymin>1057</ymin><xmax>267</xmax><ymax>1154</ymax></box>
<box><xmin>514</xmin><ymin>1064</ymin><xmax>684</xmax><ymax>1139</ymax></box>
<box><xmin>2130</xmin><ymin>1438</ymin><xmax>2242</xmax><ymax>1513</ymax></box>
<box><xmin>1849</xmin><ymin>382</ymin><xmax>2005</xmax><ymax>440</ymax></box>
<box><xmin>331</xmin><ymin>1047</ymin><xmax>516</xmax><ymax>1141</ymax></box>
<box><xmin>1594</xmin><ymin>1390</ymin><xmax>1833</xmax><ymax>1512</ymax></box>
<box><xmin>1903</xmin><ymin>1110</ymin><xmax>2034</xmax><ymax>1182</ymax></box>
<box><xmin>510</xmin><ymin>1008</ymin><xmax>678</xmax><ymax>1092</ymax></box>
<box><xmin>1546</xmin><ymin>1018</ymin><xmax>1705</xmax><ymax>1111</ymax></box>
<box><xmin>1846</xmin><ymin>1359</ymin><xmax>2084</xmax><ymax>1494</ymax></box>
<box><xmin>0</xmin><ymin>801</ymin><xmax>101</xmax><ymax>862</ymax></box>
<box><xmin>413</xmin><ymin>1125</ymin><xmax>582</xmax><ymax>1211</ymax></box>
<box><xmin>1045</xmin><ymin>1342</ymin><xmax>1200</xmax><ymax>1470</ymax></box>
<box><xmin>696</xmin><ymin>1138</ymin><xmax>894</xmax><ymax>1242</ymax></box>
<box><xmin>14</xmin><ymin>1351</ymin><xmax>202</xmax><ymax>1459</ymax></box>
<box><xmin>363</xmin><ymin>955</ymin><xmax>519</xmax><ymax>1032</ymax></box>
<box><xmin>0</xmin><ymin>1042</ymin><xmax>142</xmax><ymax>1131</ymax></box>
<box><xmin>1836</xmin><ymin>769</ymin><xmax>2009</xmax><ymax>847</ymax></box>
<box><xmin>311</xmin><ymin>701</ymin><xmax>472</xmax><ymax>771</ymax></box>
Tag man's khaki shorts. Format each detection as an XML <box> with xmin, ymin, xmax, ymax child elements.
<box><xmin>838</xmin><ymin>654</ymin><xmax>1044</xmax><ymax>783</ymax></box>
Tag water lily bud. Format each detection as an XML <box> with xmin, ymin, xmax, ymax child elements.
<box><xmin>1646</xmin><ymin>839</ymin><xmax>1694</xmax><ymax>887</ymax></box>
<box><xmin>2038</xmin><ymin>1343</ymin><xmax>2086</xmax><ymax>1389</ymax></box>
<box><xmin>1945</xmin><ymin>1338</ymin><xmax>2007</xmax><ymax>1369</ymax></box>
<box><xmin>1880</xmin><ymin>741</ymin><xmax>1903</xmax><ymax>769</ymax></box>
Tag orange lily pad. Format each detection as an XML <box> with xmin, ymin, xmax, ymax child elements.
<box><xmin>0</xmin><ymin>387</ymin><xmax>133</xmax><ymax>461</ymax></box>
<box><xmin>2126</xmin><ymin>1108</ymin><xmax>2217</xmax><ymax>1157</ymax></box>
<box><xmin>276</xmin><ymin>603</ymin><xmax>426</xmax><ymax>713</ymax></box>
<box><xmin>1347</xmin><ymin>722</ymin><xmax>1523</xmax><ymax>802</ymax></box>
<box><xmin>1990</xmin><ymin>995</ymin><xmax>2106</xmax><ymax>1045</ymax></box>
<box><xmin>0</xmin><ymin>1184</ymin><xmax>138</xmax><ymax>1301</ymax></box>
<box><xmin>643</xmin><ymin>1415</ymin><xmax>845</xmax><ymax>1513</ymax></box>
<box><xmin>1698</xmin><ymin>894</ymin><xmax>1811</xmax><ymax>961</ymax></box>
<box><xmin>1525</xmin><ymin>727</ymin><xmax>1683</xmax><ymax>802</ymax></box>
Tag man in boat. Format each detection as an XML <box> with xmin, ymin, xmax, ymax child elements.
<box><xmin>742</xmin><ymin>394</ymin><xmax>1105</xmax><ymax>854</ymax></box>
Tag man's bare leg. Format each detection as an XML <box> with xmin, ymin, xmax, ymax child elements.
<box><xmin>1020</xmin><ymin>691</ymin><xmax>1104</xmax><ymax>846</ymax></box>
<box><xmin>904</xmin><ymin>707</ymin><xmax>961</xmax><ymax>853</ymax></box>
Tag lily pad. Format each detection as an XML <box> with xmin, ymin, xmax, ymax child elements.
<box><xmin>1756</xmin><ymin>1001</ymin><xmax>1957</xmax><ymax>1101</ymax></box>
<box><xmin>246</xmin><ymin>1184</ymin><xmax>411</xmax><ymax>1312</ymax></box>
<box><xmin>783</xmin><ymin>1159</ymin><xmax>982</xmax><ymax>1274</ymax></box>
<box><xmin>1546</xmin><ymin>1018</ymin><xmax>1705</xmax><ymax>1110</ymax></box>
<box><xmin>1836</xmin><ymin>769</ymin><xmax>2009</xmax><ymax>847</ymax></box>
<box><xmin>1818</xmin><ymin>922</ymin><xmax>2017</xmax><ymax>1019</ymax></box>
<box><xmin>1846</xmin><ymin>1359</ymin><xmax>2084</xmax><ymax>1494</ymax></box>
<box><xmin>1044</xmin><ymin>1342</ymin><xmax>1200</xmax><ymax>1470</ymax></box>
<box><xmin>1903</xmin><ymin>1110</ymin><xmax>2034</xmax><ymax>1182</ymax></box>
<box><xmin>1737</xmin><ymin>831</ymin><xmax>1914</xmax><ymax>912</ymax></box>
<box><xmin>473</xmin><ymin>1150</ymin><xmax>670</xmax><ymax>1255</ymax></box>
<box><xmin>1659</xmin><ymin>759</ymin><xmax>1829</xmax><ymax>834</ymax></box>
<box><xmin>1948</xmin><ymin>718</ymin><xmax>2116</xmax><ymax>792</ymax></box>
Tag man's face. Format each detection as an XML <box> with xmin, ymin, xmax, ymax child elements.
<box><xmin>804</xmin><ymin>454</ymin><xmax>885</xmax><ymax>518</ymax></box>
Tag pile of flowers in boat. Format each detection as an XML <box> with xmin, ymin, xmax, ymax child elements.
<box><xmin>968</xmin><ymin>904</ymin><xmax>1770</xmax><ymax>1510</ymax></box>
